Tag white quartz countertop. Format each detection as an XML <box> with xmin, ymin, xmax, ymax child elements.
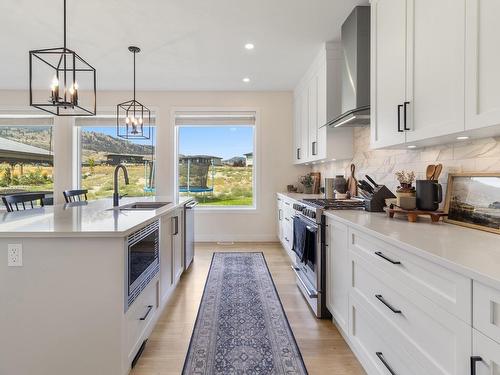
<box><xmin>278</xmin><ymin>192</ymin><xmax>500</xmax><ymax>289</ymax></box>
<box><xmin>0</xmin><ymin>196</ymin><xmax>192</xmax><ymax>238</ymax></box>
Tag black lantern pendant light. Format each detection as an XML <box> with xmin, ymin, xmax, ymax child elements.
<box><xmin>29</xmin><ymin>0</ymin><xmax>96</xmax><ymax>116</ymax></box>
<box><xmin>116</xmin><ymin>46</ymin><xmax>151</xmax><ymax>140</ymax></box>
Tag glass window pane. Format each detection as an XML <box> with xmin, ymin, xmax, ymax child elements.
<box><xmin>0</xmin><ymin>125</ymin><xmax>54</xmax><ymax>194</ymax></box>
<box><xmin>178</xmin><ymin>126</ymin><xmax>254</xmax><ymax>207</ymax></box>
<box><xmin>79</xmin><ymin>126</ymin><xmax>156</xmax><ymax>200</ymax></box>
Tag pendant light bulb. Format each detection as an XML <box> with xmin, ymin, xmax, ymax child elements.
<box><xmin>51</xmin><ymin>76</ymin><xmax>59</xmax><ymax>88</ymax></box>
<box><xmin>73</xmin><ymin>82</ymin><xmax>79</xmax><ymax>90</ymax></box>
<box><xmin>125</xmin><ymin>116</ymin><xmax>130</xmax><ymax>125</ymax></box>
<box><xmin>139</xmin><ymin>117</ymin><xmax>143</xmax><ymax>125</ymax></box>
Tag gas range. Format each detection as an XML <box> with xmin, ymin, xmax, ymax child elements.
<box><xmin>292</xmin><ymin>198</ymin><xmax>365</xmax><ymax>222</ymax></box>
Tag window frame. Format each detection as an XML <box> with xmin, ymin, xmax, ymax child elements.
<box><xmin>0</xmin><ymin>109</ymin><xmax>55</xmax><ymax>195</ymax></box>
<box><xmin>73</xmin><ymin>113</ymin><xmax>157</xmax><ymax>198</ymax></box>
<box><xmin>172</xmin><ymin>108</ymin><xmax>260</xmax><ymax>213</ymax></box>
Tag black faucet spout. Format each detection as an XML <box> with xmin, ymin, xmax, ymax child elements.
<box><xmin>113</xmin><ymin>164</ymin><xmax>130</xmax><ymax>207</ymax></box>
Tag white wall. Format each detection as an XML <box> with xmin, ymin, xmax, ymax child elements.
<box><xmin>0</xmin><ymin>90</ymin><xmax>307</xmax><ymax>241</ymax></box>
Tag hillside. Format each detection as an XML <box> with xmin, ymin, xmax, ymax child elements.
<box><xmin>0</xmin><ymin>126</ymin><xmax>153</xmax><ymax>155</ymax></box>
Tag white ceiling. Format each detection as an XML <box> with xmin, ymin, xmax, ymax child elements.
<box><xmin>1</xmin><ymin>0</ymin><xmax>368</xmax><ymax>91</ymax></box>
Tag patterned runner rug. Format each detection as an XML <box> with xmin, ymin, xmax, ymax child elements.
<box><xmin>183</xmin><ymin>252</ymin><xmax>308</xmax><ymax>374</ymax></box>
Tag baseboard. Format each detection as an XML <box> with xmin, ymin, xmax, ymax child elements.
<box><xmin>195</xmin><ymin>233</ymin><xmax>279</xmax><ymax>242</ymax></box>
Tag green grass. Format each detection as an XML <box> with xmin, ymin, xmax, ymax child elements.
<box><xmin>180</xmin><ymin>165</ymin><xmax>253</xmax><ymax>207</ymax></box>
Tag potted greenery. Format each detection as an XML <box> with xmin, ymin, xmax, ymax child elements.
<box><xmin>300</xmin><ymin>174</ymin><xmax>314</xmax><ymax>194</ymax></box>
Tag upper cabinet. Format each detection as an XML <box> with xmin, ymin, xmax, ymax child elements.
<box><xmin>371</xmin><ymin>0</ymin><xmax>500</xmax><ymax>149</ymax></box>
<box><xmin>293</xmin><ymin>43</ymin><xmax>353</xmax><ymax>164</ymax></box>
<box><xmin>370</xmin><ymin>0</ymin><xmax>407</xmax><ymax>148</ymax></box>
<box><xmin>465</xmin><ymin>0</ymin><xmax>500</xmax><ymax>131</ymax></box>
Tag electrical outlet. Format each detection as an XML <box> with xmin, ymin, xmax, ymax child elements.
<box><xmin>8</xmin><ymin>244</ymin><xmax>22</xmax><ymax>267</ymax></box>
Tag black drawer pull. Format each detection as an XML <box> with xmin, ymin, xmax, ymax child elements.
<box><xmin>375</xmin><ymin>294</ymin><xmax>402</xmax><ymax>314</ymax></box>
<box><xmin>397</xmin><ymin>104</ymin><xmax>403</xmax><ymax>132</ymax></box>
<box><xmin>403</xmin><ymin>101</ymin><xmax>410</xmax><ymax>130</ymax></box>
<box><xmin>376</xmin><ymin>352</ymin><xmax>397</xmax><ymax>375</ymax></box>
<box><xmin>375</xmin><ymin>251</ymin><xmax>401</xmax><ymax>265</ymax></box>
<box><xmin>139</xmin><ymin>305</ymin><xmax>153</xmax><ymax>321</ymax></box>
<box><xmin>471</xmin><ymin>356</ymin><xmax>482</xmax><ymax>375</ymax></box>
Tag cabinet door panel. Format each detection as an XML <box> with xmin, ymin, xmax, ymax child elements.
<box><xmin>308</xmin><ymin>75</ymin><xmax>318</xmax><ymax>159</ymax></box>
<box><xmin>405</xmin><ymin>0</ymin><xmax>465</xmax><ymax>142</ymax></box>
<box><xmin>328</xmin><ymin>220</ymin><xmax>349</xmax><ymax>332</ymax></box>
<box><xmin>317</xmin><ymin>60</ymin><xmax>328</xmax><ymax>159</ymax></box>
<box><xmin>466</xmin><ymin>0</ymin><xmax>500</xmax><ymax>130</ymax></box>
<box><xmin>370</xmin><ymin>0</ymin><xmax>407</xmax><ymax>148</ymax></box>
<box><xmin>300</xmin><ymin>91</ymin><xmax>309</xmax><ymax>161</ymax></box>
<box><xmin>293</xmin><ymin>95</ymin><xmax>301</xmax><ymax>163</ymax></box>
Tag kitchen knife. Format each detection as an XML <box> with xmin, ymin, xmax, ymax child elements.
<box><xmin>359</xmin><ymin>180</ymin><xmax>374</xmax><ymax>194</ymax></box>
<box><xmin>365</xmin><ymin>175</ymin><xmax>379</xmax><ymax>188</ymax></box>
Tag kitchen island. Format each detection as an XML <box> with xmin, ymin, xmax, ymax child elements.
<box><xmin>0</xmin><ymin>196</ymin><xmax>192</xmax><ymax>375</ymax></box>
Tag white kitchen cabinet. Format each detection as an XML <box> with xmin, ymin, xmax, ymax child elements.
<box><xmin>171</xmin><ymin>208</ymin><xmax>184</xmax><ymax>283</ymax></box>
<box><xmin>326</xmin><ymin>217</ymin><xmax>349</xmax><ymax>333</ymax></box>
<box><xmin>308</xmin><ymin>75</ymin><xmax>319</xmax><ymax>158</ymax></box>
<box><xmin>277</xmin><ymin>196</ymin><xmax>284</xmax><ymax>242</ymax></box>
<box><xmin>473</xmin><ymin>281</ymin><xmax>500</xmax><ymax>344</ymax></box>
<box><xmin>465</xmin><ymin>0</ymin><xmax>500</xmax><ymax>131</ymax></box>
<box><xmin>472</xmin><ymin>329</ymin><xmax>500</xmax><ymax>375</ymax></box>
<box><xmin>160</xmin><ymin>215</ymin><xmax>174</xmax><ymax>305</ymax></box>
<box><xmin>371</xmin><ymin>0</ymin><xmax>500</xmax><ymax>148</ymax></box>
<box><xmin>293</xmin><ymin>43</ymin><xmax>353</xmax><ymax>164</ymax></box>
<box><xmin>370</xmin><ymin>0</ymin><xmax>407</xmax><ymax>148</ymax></box>
<box><xmin>405</xmin><ymin>0</ymin><xmax>465</xmax><ymax>142</ymax></box>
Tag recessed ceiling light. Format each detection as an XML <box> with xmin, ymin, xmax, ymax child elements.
<box><xmin>242</xmin><ymin>77</ymin><xmax>251</xmax><ymax>83</ymax></box>
<box><xmin>456</xmin><ymin>136</ymin><xmax>469</xmax><ymax>140</ymax></box>
<box><xmin>244</xmin><ymin>43</ymin><xmax>255</xmax><ymax>50</ymax></box>
<box><xmin>408</xmin><ymin>145</ymin><xmax>417</xmax><ymax>149</ymax></box>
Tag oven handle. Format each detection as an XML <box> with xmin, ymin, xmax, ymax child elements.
<box><xmin>291</xmin><ymin>266</ymin><xmax>318</xmax><ymax>298</ymax></box>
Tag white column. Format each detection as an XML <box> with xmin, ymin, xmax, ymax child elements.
<box><xmin>52</xmin><ymin>117</ymin><xmax>74</xmax><ymax>205</ymax></box>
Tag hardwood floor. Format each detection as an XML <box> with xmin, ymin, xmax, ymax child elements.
<box><xmin>130</xmin><ymin>243</ymin><xmax>365</xmax><ymax>375</ymax></box>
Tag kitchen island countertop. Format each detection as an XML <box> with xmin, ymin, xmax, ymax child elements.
<box><xmin>0</xmin><ymin>196</ymin><xmax>193</xmax><ymax>238</ymax></box>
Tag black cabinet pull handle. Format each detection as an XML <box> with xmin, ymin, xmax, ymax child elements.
<box><xmin>471</xmin><ymin>356</ymin><xmax>482</xmax><ymax>375</ymax></box>
<box><xmin>297</xmin><ymin>148</ymin><xmax>301</xmax><ymax>160</ymax></box>
<box><xmin>375</xmin><ymin>294</ymin><xmax>402</xmax><ymax>314</ymax></box>
<box><xmin>375</xmin><ymin>251</ymin><xmax>401</xmax><ymax>265</ymax></box>
<box><xmin>139</xmin><ymin>305</ymin><xmax>153</xmax><ymax>321</ymax></box>
<box><xmin>403</xmin><ymin>101</ymin><xmax>410</xmax><ymax>130</ymax></box>
<box><xmin>312</xmin><ymin>141</ymin><xmax>317</xmax><ymax>155</ymax></box>
<box><xmin>376</xmin><ymin>352</ymin><xmax>397</xmax><ymax>375</ymax></box>
<box><xmin>397</xmin><ymin>104</ymin><xmax>403</xmax><ymax>132</ymax></box>
<box><xmin>172</xmin><ymin>216</ymin><xmax>179</xmax><ymax>235</ymax></box>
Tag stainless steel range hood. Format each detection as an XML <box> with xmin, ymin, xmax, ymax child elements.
<box><xmin>327</xmin><ymin>6</ymin><xmax>370</xmax><ymax>128</ymax></box>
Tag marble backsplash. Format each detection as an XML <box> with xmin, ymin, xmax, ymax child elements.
<box><xmin>311</xmin><ymin>127</ymin><xmax>500</xmax><ymax>194</ymax></box>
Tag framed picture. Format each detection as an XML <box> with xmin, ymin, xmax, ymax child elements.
<box><xmin>444</xmin><ymin>173</ymin><xmax>500</xmax><ymax>234</ymax></box>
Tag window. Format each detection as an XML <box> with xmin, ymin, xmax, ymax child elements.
<box><xmin>175</xmin><ymin>111</ymin><xmax>256</xmax><ymax>208</ymax></box>
<box><xmin>75</xmin><ymin>117</ymin><xmax>156</xmax><ymax>200</ymax></box>
<box><xmin>0</xmin><ymin>115</ymin><xmax>54</xmax><ymax>195</ymax></box>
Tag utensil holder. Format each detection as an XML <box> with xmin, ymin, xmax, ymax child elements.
<box><xmin>364</xmin><ymin>185</ymin><xmax>396</xmax><ymax>212</ymax></box>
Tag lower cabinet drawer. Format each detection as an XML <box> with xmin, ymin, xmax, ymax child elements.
<box><xmin>473</xmin><ymin>281</ymin><xmax>500</xmax><ymax>344</ymax></box>
<box><xmin>126</xmin><ymin>280</ymin><xmax>159</xmax><ymax>359</ymax></box>
<box><xmin>349</xmin><ymin>293</ymin><xmax>426</xmax><ymax>375</ymax></box>
<box><xmin>472</xmin><ymin>329</ymin><xmax>500</xmax><ymax>375</ymax></box>
<box><xmin>351</xmin><ymin>251</ymin><xmax>470</xmax><ymax>375</ymax></box>
<box><xmin>349</xmin><ymin>228</ymin><xmax>471</xmax><ymax>322</ymax></box>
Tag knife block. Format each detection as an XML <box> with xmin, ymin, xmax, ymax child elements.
<box><xmin>364</xmin><ymin>185</ymin><xmax>396</xmax><ymax>212</ymax></box>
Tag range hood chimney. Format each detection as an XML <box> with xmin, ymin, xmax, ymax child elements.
<box><xmin>327</xmin><ymin>6</ymin><xmax>370</xmax><ymax>128</ymax></box>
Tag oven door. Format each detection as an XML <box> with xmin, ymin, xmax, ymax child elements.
<box><xmin>292</xmin><ymin>214</ymin><xmax>319</xmax><ymax>297</ymax></box>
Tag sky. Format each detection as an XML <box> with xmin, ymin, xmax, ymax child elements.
<box><xmin>178</xmin><ymin>126</ymin><xmax>254</xmax><ymax>160</ymax></box>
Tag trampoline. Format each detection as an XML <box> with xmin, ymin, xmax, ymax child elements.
<box><xmin>179</xmin><ymin>155</ymin><xmax>215</xmax><ymax>194</ymax></box>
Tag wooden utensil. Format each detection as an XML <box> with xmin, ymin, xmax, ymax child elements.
<box><xmin>432</xmin><ymin>164</ymin><xmax>443</xmax><ymax>180</ymax></box>
<box><xmin>347</xmin><ymin>164</ymin><xmax>358</xmax><ymax>197</ymax></box>
<box><xmin>426</xmin><ymin>165</ymin><xmax>436</xmax><ymax>180</ymax></box>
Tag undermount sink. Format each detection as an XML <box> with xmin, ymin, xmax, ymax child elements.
<box><xmin>114</xmin><ymin>202</ymin><xmax>171</xmax><ymax>210</ymax></box>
